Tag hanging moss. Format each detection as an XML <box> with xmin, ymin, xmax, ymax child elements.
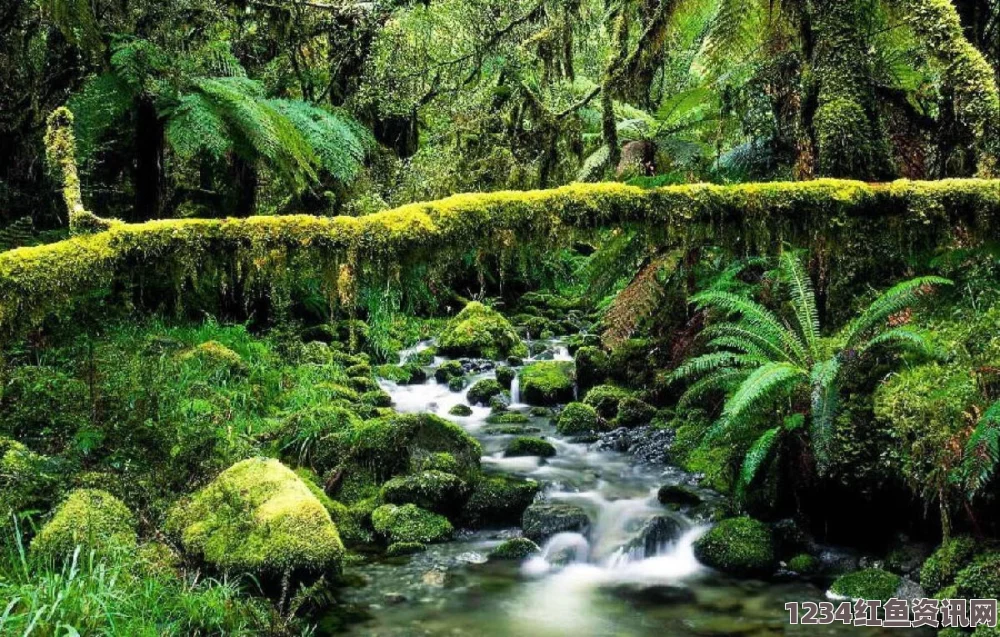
<box><xmin>0</xmin><ymin>179</ymin><xmax>997</xmax><ymax>346</ymax></box>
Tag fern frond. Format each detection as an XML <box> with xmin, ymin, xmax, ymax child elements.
<box><xmin>709</xmin><ymin>362</ymin><xmax>806</xmax><ymax>440</ymax></box>
<box><xmin>670</xmin><ymin>351</ymin><xmax>768</xmax><ymax>382</ymax></box>
<box><xmin>810</xmin><ymin>357</ymin><xmax>841</xmax><ymax>473</ymax></box>
<box><xmin>780</xmin><ymin>250</ymin><xmax>820</xmax><ymax>357</ymax></box>
<box><xmin>269</xmin><ymin>100</ymin><xmax>373</xmax><ymax>184</ymax></box>
<box><xmin>67</xmin><ymin>73</ymin><xmax>134</xmax><ymax>161</ymax></box>
<box><xmin>844</xmin><ymin>276</ymin><xmax>952</xmax><ymax>347</ymax></box>
<box><xmin>677</xmin><ymin>368</ymin><xmax>749</xmax><ymax>408</ymax></box>
<box><xmin>602</xmin><ymin>251</ymin><xmax>682</xmax><ymax>349</ymax></box>
<box><xmin>701</xmin><ymin>323</ymin><xmax>793</xmax><ymax>362</ymax></box>
<box><xmin>736</xmin><ymin>426</ymin><xmax>781</xmax><ymax>500</ymax></box>
<box><xmin>166</xmin><ymin>92</ymin><xmax>231</xmax><ymax>159</ymax></box>
<box><xmin>856</xmin><ymin>326</ymin><xmax>934</xmax><ymax>356</ymax></box>
<box><xmin>691</xmin><ymin>290</ymin><xmax>808</xmax><ymax>364</ymax></box>
<box><xmin>962</xmin><ymin>402</ymin><xmax>1000</xmax><ymax>498</ymax></box>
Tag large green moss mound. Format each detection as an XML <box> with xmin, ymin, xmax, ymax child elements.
<box><xmin>519</xmin><ymin>361</ymin><xmax>575</xmax><ymax>406</ymax></box>
<box><xmin>693</xmin><ymin>516</ymin><xmax>776</xmax><ymax>577</ymax></box>
<box><xmin>167</xmin><ymin>458</ymin><xmax>344</xmax><ymax>576</ymax></box>
<box><xmin>460</xmin><ymin>474</ymin><xmax>540</xmax><ymax>528</ymax></box>
<box><xmin>31</xmin><ymin>489</ymin><xmax>136</xmax><ymax>560</ymax></box>
<box><xmin>830</xmin><ymin>568</ymin><xmax>901</xmax><ymax>602</ymax></box>
<box><xmin>556</xmin><ymin>402</ymin><xmax>598</xmax><ymax>435</ymax></box>
<box><xmin>921</xmin><ymin>536</ymin><xmax>977</xmax><ymax>594</ymax></box>
<box><xmin>437</xmin><ymin>302</ymin><xmax>527</xmax><ymax>360</ymax></box>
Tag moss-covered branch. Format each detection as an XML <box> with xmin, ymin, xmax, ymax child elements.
<box><xmin>0</xmin><ymin>178</ymin><xmax>997</xmax><ymax>342</ymax></box>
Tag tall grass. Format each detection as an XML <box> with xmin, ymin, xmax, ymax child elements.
<box><xmin>0</xmin><ymin>521</ymin><xmax>274</xmax><ymax>636</ymax></box>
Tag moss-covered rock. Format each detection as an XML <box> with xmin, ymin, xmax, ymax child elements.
<box><xmin>693</xmin><ymin>517</ymin><xmax>776</xmax><ymax>577</ymax></box>
<box><xmin>485</xmin><ymin>412</ymin><xmax>529</xmax><ymax>425</ymax></box>
<box><xmin>830</xmin><ymin>568</ymin><xmax>901</xmax><ymax>602</ymax></box>
<box><xmin>434</xmin><ymin>360</ymin><xmax>465</xmax><ymax>383</ymax></box>
<box><xmin>522</xmin><ymin>503</ymin><xmax>589</xmax><ymax>543</ymax></box>
<box><xmin>359</xmin><ymin>388</ymin><xmax>392</xmax><ymax>407</ymax></box>
<box><xmin>350</xmin><ymin>376</ymin><xmax>381</xmax><ymax>393</ymax></box>
<box><xmin>656</xmin><ymin>484</ymin><xmax>703</xmax><ymax>507</ymax></box>
<box><xmin>787</xmin><ymin>553</ymin><xmax>820</xmax><ymax>575</ymax></box>
<box><xmin>556</xmin><ymin>402</ymin><xmax>598</xmax><ymax>435</ymax></box>
<box><xmin>437</xmin><ymin>302</ymin><xmax>527</xmax><ymax>360</ymax></box>
<box><xmin>372</xmin><ymin>503</ymin><xmax>453</xmax><ymax>544</ymax></box>
<box><xmin>574</xmin><ymin>346</ymin><xmax>609</xmax><ymax>392</ymax></box>
<box><xmin>177</xmin><ymin>341</ymin><xmax>247</xmax><ymax>376</ymax></box>
<box><xmin>375</xmin><ymin>363</ymin><xmax>427</xmax><ymax>385</ymax></box>
<box><xmin>31</xmin><ymin>489</ymin><xmax>136</xmax><ymax>561</ymax></box>
<box><xmin>504</xmin><ymin>437</ymin><xmax>556</xmax><ymax>458</ymax></box>
<box><xmin>489</xmin><ymin>537</ymin><xmax>540</xmax><ymax>560</ymax></box>
<box><xmin>380</xmin><ymin>470</ymin><xmax>468</xmax><ymax>514</ymax></box>
<box><xmin>166</xmin><ymin>458</ymin><xmax>344</xmax><ymax>576</ymax></box>
<box><xmin>0</xmin><ymin>438</ymin><xmax>60</xmax><ymax>514</ymax></box>
<box><xmin>448</xmin><ymin>376</ymin><xmax>467</xmax><ymax>392</ymax></box>
<box><xmin>386</xmin><ymin>541</ymin><xmax>426</xmax><ymax>557</ymax></box>
<box><xmin>920</xmin><ymin>536</ymin><xmax>978</xmax><ymax>594</ymax></box>
<box><xmin>319</xmin><ymin>383</ymin><xmax>361</xmax><ymax>403</ymax></box>
<box><xmin>519</xmin><ymin>361</ymin><xmax>575</xmax><ymax>406</ymax></box>
<box><xmin>448</xmin><ymin>404</ymin><xmax>474</xmax><ymax>417</ymax></box>
<box><xmin>615</xmin><ymin>397</ymin><xmax>656</xmax><ymax>427</ymax></box>
<box><xmin>467</xmin><ymin>379</ymin><xmax>503</xmax><ymax>406</ymax></box>
<box><xmin>495</xmin><ymin>366</ymin><xmax>516</xmax><ymax>389</ymax></box>
<box><xmin>277</xmin><ymin>405</ymin><xmax>362</xmax><ymax>471</ymax></box>
<box><xmin>955</xmin><ymin>552</ymin><xmax>1000</xmax><ymax>599</ymax></box>
<box><xmin>293</xmin><ymin>468</ymin><xmax>370</xmax><ymax>546</ymax></box>
<box><xmin>582</xmin><ymin>384</ymin><xmax>632</xmax><ymax>420</ymax></box>
<box><xmin>460</xmin><ymin>474</ymin><xmax>540</xmax><ymax>528</ymax></box>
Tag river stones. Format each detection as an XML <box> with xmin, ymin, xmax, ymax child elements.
<box><xmin>657</xmin><ymin>484</ymin><xmax>703</xmax><ymax>507</ymax></box>
<box><xmin>522</xmin><ymin>502</ymin><xmax>590</xmax><ymax>543</ymax></box>
<box><xmin>488</xmin><ymin>537</ymin><xmax>541</xmax><ymax>560</ymax></box>
<box><xmin>459</xmin><ymin>475</ymin><xmax>540</xmax><ymax>528</ymax></box>
<box><xmin>620</xmin><ymin>515</ymin><xmax>685</xmax><ymax>559</ymax></box>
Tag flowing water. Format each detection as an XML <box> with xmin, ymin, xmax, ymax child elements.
<box><xmin>330</xmin><ymin>340</ymin><xmax>926</xmax><ymax>636</ymax></box>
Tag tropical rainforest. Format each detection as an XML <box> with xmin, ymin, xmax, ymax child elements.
<box><xmin>0</xmin><ymin>0</ymin><xmax>999</xmax><ymax>635</ymax></box>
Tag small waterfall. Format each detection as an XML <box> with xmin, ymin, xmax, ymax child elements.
<box><xmin>511</xmin><ymin>375</ymin><xmax>521</xmax><ymax>404</ymax></box>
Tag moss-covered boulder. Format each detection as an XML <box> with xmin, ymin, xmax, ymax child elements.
<box><xmin>657</xmin><ymin>484</ymin><xmax>703</xmax><ymax>507</ymax></box>
<box><xmin>582</xmin><ymin>384</ymin><xmax>632</xmax><ymax>419</ymax></box>
<box><xmin>434</xmin><ymin>360</ymin><xmax>465</xmax><ymax>384</ymax></box>
<box><xmin>467</xmin><ymin>379</ymin><xmax>504</xmax><ymax>406</ymax></box>
<box><xmin>574</xmin><ymin>346</ymin><xmax>609</xmax><ymax>392</ymax></box>
<box><xmin>505</xmin><ymin>437</ymin><xmax>556</xmax><ymax>458</ymax></box>
<box><xmin>489</xmin><ymin>537</ymin><xmax>540</xmax><ymax>560</ymax></box>
<box><xmin>830</xmin><ymin>569</ymin><xmax>901</xmax><ymax>602</ymax></box>
<box><xmin>31</xmin><ymin>489</ymin><xmax>136</xmax><ymax>561</ymax></box>
<box><xmin>437</xmin><ymin>302</ymin><xmax>527</xmax><ymax>359</ymax></box>
<box><xmin>460</xmin><ymin>475</ymin><xmax>540</xmax><ymax>528</ymax></box>
<box><xmin>921</xmin><ymin>536</ymin><xmax>978</xmax><ymax>594</ymax></box>
<box><xmin>449</xmin><ymin>404</ymin><xmax>474</xmax><ymax>417</ymax></box>
<box><xmin>495</xmin><ymin>366</ymin><xmax>516</xmax><ymax>390</ymax></box>
<box><xmin>386</xmin><ymin>541</ymin><xmax>426</xmax><ymax>557</ymax></box>
<box><xmin>380</xmin><ymin>470</ymin><xmax>468</xmax><ymax>514</ymax></box>
<box><xmin>331</xmin><ymin>413</ymin><xmax>482</xmax><ymax>502</ymax></box>
<box><xmin>372</xmin><ymin>503</ymin><xmax>453</xmax><ymax>544</ymax></box>
<box><xmin>615</xmin><ymin>397</ymin><xmax>656</xmax><ymax>427</ymax></box>
<box><xmin>485</xmin><ymin>412</ymin><xmax>529</xmax><ymax>425</ymax></box>
<box><xmin>166</xmin><ymin>458</ymin><xmax>344</xmax><ymax>576</ymax></box>
<box><xmin>0</xmin><ymin>438</ymin><xmax>60</xmax><ymax>514</ymax></box>
<box><xmin>955</xmin><ymin>552</ymin><xmax>1000</xmax><ymax>599</ymax></box>
<box><xmin>693</xmin><ymin>517</ymin><xmax>776</xmax><ymax>577</ymax></box>
<box><xmin>556</xmin><ymin>402</ymin><xmax>598</xmax><ymax>435</ymax></box>
<box><xmin>277</xmin><ymin>405</ymin><xmax>363</xmax><ymax>471</ymax></box>
<box><xmin>519</xmin><ymin>361</ymin><xmax>575</xmax><ymax>406</ymax></box>
<box><xmin>522</xmin><ymin>503</ymin><xmax>589</xmax><ymax>543</ymax></box>
<box><xmin>787</xmin><ymin>553</ymin><xmax>820</xmax><ymax>575</ymax></box>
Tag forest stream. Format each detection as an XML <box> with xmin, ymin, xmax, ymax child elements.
<box><xmin>327</xmin><ymin>339</ymin><xmax>930</xmax><ymax>637</ymax></box>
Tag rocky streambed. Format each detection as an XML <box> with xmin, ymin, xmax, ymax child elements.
<box><xmin>320</xmin><ymin>337</ymin><xmax>929</xmax><ymax>636</ymax></box>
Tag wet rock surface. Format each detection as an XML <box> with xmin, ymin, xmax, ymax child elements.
<box><xmin>596</xmin><ymin>425</ymin><xmax>675</xmax><ymax>464</ymax></box>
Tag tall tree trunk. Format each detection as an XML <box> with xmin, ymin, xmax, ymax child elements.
<box><xmin>133</xmin><ymin>97</ymin><xmax>164</xmax><ymax>221</ymax></box>
<box><xmin>809</xmin><ymin>0</ymin><xmax>894</xmax><ymax>180</ymax></box>
<box><xmin>230</xmin><ymin>155</ymin><xmax>258</xmax><ymax>218</ymax></box>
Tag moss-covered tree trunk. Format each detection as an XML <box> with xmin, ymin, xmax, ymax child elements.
<box><xmin>809</xmin><ymin>0</ymin><xmax>894</xmax><ymax>180</ymax></box>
